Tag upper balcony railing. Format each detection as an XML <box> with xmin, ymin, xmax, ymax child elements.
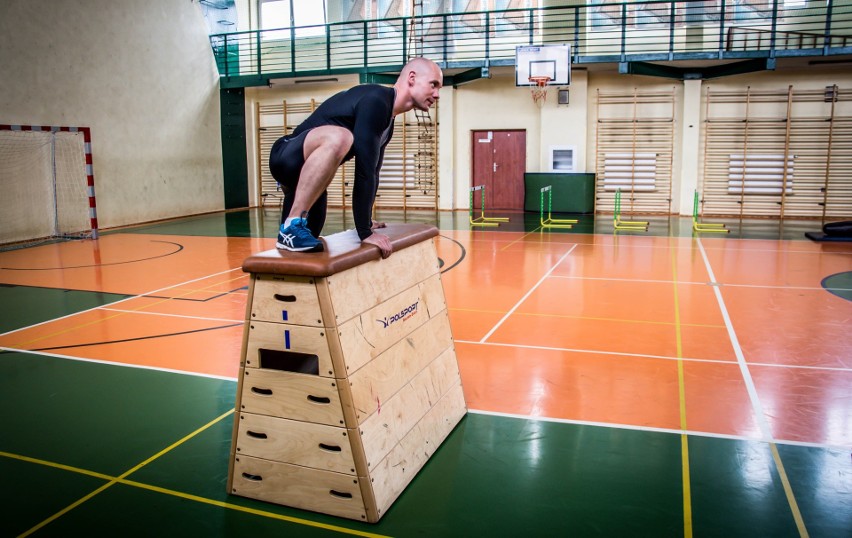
<box><xmin>210</xmin><ymin>0</ymin><xmax>852</xmax><ymax>86</ymax></box>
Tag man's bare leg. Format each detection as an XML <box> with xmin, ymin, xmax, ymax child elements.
<box><xmin>285</xmin><ymin>126</ymin><xmax>353</xmax><ymax>222</ymax></box>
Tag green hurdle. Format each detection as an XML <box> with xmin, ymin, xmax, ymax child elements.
<box><xmin>692</xmin><ymin>191</ymin><xmax>728</xmax><ymax>233</ymax></box>
<box><xmin>540</xmin><ymin>185</ymin><xmax>577</xmax><ymax>229</ymax></box>
<box><xmin>613</xmin><ymin>189</ymin><xmax>648</xmax><ymax>231</ymax></box>
<box><xmin>469</xmin><ymin>185</ymin><xmax>509</xmax><ymax>227</ymax></box>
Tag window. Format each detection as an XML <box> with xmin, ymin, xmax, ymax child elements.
<box><xmin>603</xmin><ymin>153</ymin><xmax>657</xmax><ymax>191</ymax></box>
<box><xmin>728</xmin><ymin>154</ymin><xmax>794</xmax><ymax>194</ymax></box>
<box><xmin>260</xmin><ymin>0</ymin><xmax>326</xmax><ymax>39</ymax></box>
<box><xmin>550</xmin><ymin>146</ymin><xmax>576</xmax><ymax>173</ymax></box>
<box><xmin>260</xmin><ymin>0</ymin><xmax>289</xmax><ymax>39</ymax></box>
<box><xmin>292</xmin><ymin>1</ymin><xmax>326</xmax><ymax>36</ymax></box>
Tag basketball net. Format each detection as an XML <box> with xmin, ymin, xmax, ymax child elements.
<box><xmin>529</xmin><ymin>76</ymin><xmax>550</xmax><ymax>107</ymax></box>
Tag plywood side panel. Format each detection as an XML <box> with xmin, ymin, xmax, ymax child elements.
<box><xmin>348</xmin><ymin>312</ymin><xmax>454</xmax><ymax>422</ymax></box>
<box><xmin>370</xmin><ymin>383</ymin><xmax>467</xmax><ymax>518</ymax></box>
<box><xmin>358</xmin><ymin>347</ymin><xmax>462</xmax><ymax>468</ymax></box>
<box><xmin>337</xmin><ymin>273</ymin><xmax>447</xmax><ymax>376</ymax></box>
<box><xmin>327</xmin><ymin>240</ymin><xmax>440</xmax><ymax>324</ymax></box>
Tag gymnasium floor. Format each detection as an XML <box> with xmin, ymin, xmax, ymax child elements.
<box><xmin>1</xmin><ymin>208</ymin><xmax>850</xmax><ymax>537</ymax></box>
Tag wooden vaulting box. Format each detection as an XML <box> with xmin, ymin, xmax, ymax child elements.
<box><xmin>227</xmin><ymin>223</ymin><xmax>467</xmax><ymax>523</ymax></box>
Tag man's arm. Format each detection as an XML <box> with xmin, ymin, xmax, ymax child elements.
<box><xmin>350</xmin><ymin>92</ymin><xmax>393</xmax><ymax>241</ymax></box>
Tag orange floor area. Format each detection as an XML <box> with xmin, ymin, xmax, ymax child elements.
<box><xmin>1</xmin><ymin>230</ymin><xmax>850</xmax><ymax>448</ymax></box>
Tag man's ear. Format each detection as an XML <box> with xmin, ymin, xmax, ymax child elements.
<box><xmin>407</xmin><ymin>70</ymin><xmax>417</xmax><ymax>86</ymax></box>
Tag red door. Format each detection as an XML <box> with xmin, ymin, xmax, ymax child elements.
<box><xmin>471</xmin><ymin>130</ymin><xmax>526</xmax><ymax>210</ymax></box>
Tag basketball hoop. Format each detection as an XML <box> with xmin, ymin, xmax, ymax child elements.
<box><xmin>529</xmin><ymin>76</ymin><xmax>551</xmax><ymax>107</ymax></box>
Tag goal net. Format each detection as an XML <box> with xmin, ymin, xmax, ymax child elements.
<box><xmin>0</xmin><ymin>128</ymin><xmax>97</xmax><ymax>249</ymax></box>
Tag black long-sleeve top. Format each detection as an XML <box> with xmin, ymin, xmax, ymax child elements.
<box><xmin>292</xmin><ymin>84</ymin><xmax>396</xmax><ymax>240</ymax></box>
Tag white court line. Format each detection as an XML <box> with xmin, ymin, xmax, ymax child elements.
<box><xmin>454</xmin><ymin>339</ymin><xmax>852</xmax><ymax>373</ymax></box>
<box><xmin>723</xmin><ymin>283</ymin><xmax>852</xmax><ymax>291</ymax></box>
<box><xmin>479</xmin><ymin>244</ymin><xmax>577</xmax><ymax>343</ymax></box>
<box><xmin>7</xmin><ymin>343</ymin><xmax>842</xmax><ymax>451</ymax></box>
<box><xmin>554</xmin><ymin>274</ymin><xmax>852</xmax><ymax>292</ymax></box>
<box><xmin>697</xmin><ymin>238</ymin><xmax>810</xmax><ymax>536</ymax></box>
<box><xmin>0</xmin><ymin>267</ymin><xmax>244</xmax><ymax>338</ymax></box>
<box><xmin>0</xmin><ymin>347</ymin><xmax>237</xmax><ymax>382</ymax></box>
<box><xmin>552</xmin><ymin>275</ymin><xmax>708</xmax><ymax>285</ymax></box>
<box><xmin>696</xmin><ymin>239</ymin><xmax>773</xmax><ymax>442</ymax></box>
<box><xmin>467</xmin><ymin>409</ymin><xmax>849</xmax><ymax>451</ymax></box>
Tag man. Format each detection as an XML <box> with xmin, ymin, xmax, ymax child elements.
<box><xmin>269</xmin><ymin>57</ymin><xmax>443</xmax><ymax>259</ymax></box>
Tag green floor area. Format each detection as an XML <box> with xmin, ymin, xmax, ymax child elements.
<box><xmin>0</xmin><ymin>285</ymin><xmax>130</xmax><ymax>333</ymax></box>
<box><xmin>1</xmin><ymin>352</ymin><xmax>848</xmax><ymax>536</ymax></box>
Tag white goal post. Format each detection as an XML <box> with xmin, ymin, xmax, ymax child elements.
<box><xmin>0</xmin><ymin>124</ymin><xmax>99</xmax><ymax>248</ymax></box>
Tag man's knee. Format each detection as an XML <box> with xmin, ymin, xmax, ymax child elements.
<box><xmin>304</xmin><ymin>126</ymin><xmax>353</xmax><ymax>162</ymax></box>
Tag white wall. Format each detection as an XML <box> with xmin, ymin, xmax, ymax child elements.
<box><xmin>0</xmin><ymin>0</ymin><xmax>224</xmax><ymax>228</ymax></box>
<box><xmin>539</xmin><ymin>69</ymin><xmax>589</xmax><ymax>173</ymax></box>
<box><xmin>452</xmin><ymin>69</ymin><xmax>542</xmax><ymax>209</ymax></box>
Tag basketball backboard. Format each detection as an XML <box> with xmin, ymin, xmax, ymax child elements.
<box><xmin>515</xmin><ymin>44</ymin><xmax>571</xmax><ymax>86</ymax></box>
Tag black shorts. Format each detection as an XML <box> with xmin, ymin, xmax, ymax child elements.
<box><xmin>268</xmin><ymin>129</ymin><xmax>310</xmax><ymax>190</ymax></box>
<box><xmin>267</xmin><ymin>129</ymin><xmax>328</xmax><ymax>235</ymax></box>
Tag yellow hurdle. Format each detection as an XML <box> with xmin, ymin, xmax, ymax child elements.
<box><xmin>692</xmin><ymin>191</ymin><xmax>729</xmax><ymax>233</ymax></box>
<box><xmin>469</xmin><ymin>185</ymin><xmax>509</xmax><ymax>227</ymax></box>
<box><xmin>540</xmin><ymin>185</ymin><xmax>578</xmax><ymax>229</ymax></box>
<box><xmin>613</xmin><ymin>190</ymin><xmax>648</xmax><ymax>231</ymax></box>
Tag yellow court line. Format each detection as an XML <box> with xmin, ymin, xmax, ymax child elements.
<box><xmin>17</xmin><ymin>409</ymin><xmax>234</xmax><ymax>538</ymax></box>
<box><xmin>119</xmin><ymin>479</ymin><xmax>390</xmax><ymax>538</ymax></box>
<box><xmin>1</xmin><ymin>449</ymin><xmax>388</xmax><ymax>538</ymax></box>
<box><xmin>770</xmin><ymin>444</ymin><xmax>809</xmax><ymax>537</ymax></box>
<box><xmin>695</xmin><ymin>239</ymin><xmax>810</xmax><ymax>537</ymax></box>
<box><xmin>7</xmin><ymin>273</ymin><xmax>247</xmax><ymax>349</ymax></box>
<box><xmin>0</xmin><ymin>451</ymin><xmax>115</xmax><ymax>481</ymax></box>
<box><xmin>671</xmin><ymin>240</ymin><xmax>693</xmax><ymax>538</ymax></box>
<box><xmin>499</xmin><ymin>228</ymin><xmax>542</xmax><ymax>251</ymax></box>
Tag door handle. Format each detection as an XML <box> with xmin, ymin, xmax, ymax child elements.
<box><xmin>493</xmin><ymin>162</ymin><xmax>497</xmax><ymax>172</ymax></box>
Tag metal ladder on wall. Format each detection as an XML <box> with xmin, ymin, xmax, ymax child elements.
<box><xmin>409</xmin><ymin>0</ymin><xmax>437</xmax><ymax>198</ymax></box>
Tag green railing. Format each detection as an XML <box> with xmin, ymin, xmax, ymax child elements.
<box><xmin>210</xmin><ymin>0</ymin><xmax>852</xmax><ymax>86</ymax></box>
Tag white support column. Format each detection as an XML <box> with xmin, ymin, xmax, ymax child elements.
<box><xmin>678</xmin><ymin>79</ymin><xmax>702</xmax><ymax>215</ymax></box>
<box><xmin>437</xmin><ymin>85</ymin><xmax>455</xmax><ymax>210</ymax></box>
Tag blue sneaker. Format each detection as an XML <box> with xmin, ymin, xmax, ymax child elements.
<box><xmin>276</xmin><ymin>216</ymin><xmax>322</xmax><ymax>252</ymax></box>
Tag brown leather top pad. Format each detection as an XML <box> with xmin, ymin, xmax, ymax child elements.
<box><xmin>242</xmin><ymin>223</ymin><xmax>439</xmax><ymax>277</ymax></box>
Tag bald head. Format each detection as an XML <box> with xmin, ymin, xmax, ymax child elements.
<box><xmin>400</xmin><ymin>58</ymin><xmax>440</xmax><ymax>78</ymax></box>
<box><xmin>393</xmin><ymin>57</ymin><xmax>443</xmax><ymax>115</ymax></box>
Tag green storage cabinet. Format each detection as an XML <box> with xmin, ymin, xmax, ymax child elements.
<box><xmin>524</xmin><ymin>173</ymin><xmax>595</xmax><ymax>214</ymax></box>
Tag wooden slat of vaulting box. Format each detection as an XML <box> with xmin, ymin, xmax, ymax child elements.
<box><xmin>235</xmin><ymin>413</ymin><xmax>356</xmax><ymax>474</ymax></box>
<box><xmin>232</xmin><ymin>455</ymin><xmax>368</xmax><ymax>521</ymax></box>
<box><xmin>244</xmin><ymin>321</ymin><xmax>336</xmax><ymax>377</ymax></box>
<box><xmin>250</xmin><ymin>275</ymin><xmax>324</xmax><ymax>327</ymax></box>
<box><xmin>239</xmin><ymin>368</ymin><xmax>347</xmax><ymax>427</ymax></box>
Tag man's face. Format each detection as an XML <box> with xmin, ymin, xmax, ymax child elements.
<box><xmin>411</xmin><ymin>63</ymin><xmax>443</xmax><ymax>112</ymax></box>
